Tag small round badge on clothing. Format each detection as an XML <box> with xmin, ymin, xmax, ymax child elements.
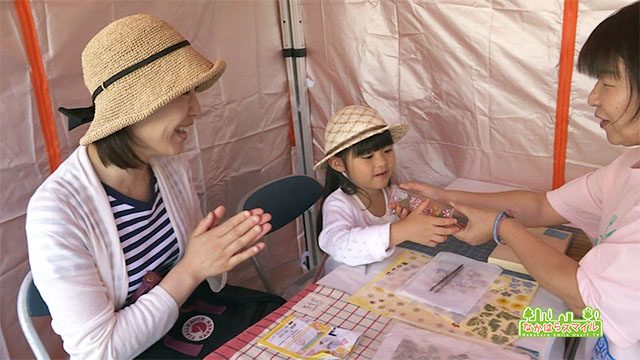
<box><xmin>182</xmin><ymin>315</ymin><xmax>214</xmax><ymax>341</ymax></box>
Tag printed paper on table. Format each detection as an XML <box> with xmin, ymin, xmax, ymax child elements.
<box><xmin>257</xmin><ymin>314</ymin><xmax>361</xmax><ymax>359</ymax></box>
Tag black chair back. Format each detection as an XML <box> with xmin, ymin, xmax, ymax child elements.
<box><xmin>241</xmin><ymin>175</ymin><xmax>323</xmax><ymax>233</ymax></box>
<box><xmin>28</xmin><ymin>280</ymin><xmax>50</xmax><ymax>317</ymax></box>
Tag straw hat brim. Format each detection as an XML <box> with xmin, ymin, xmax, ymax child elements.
<box><xmin>313</xmin><ymin>122</ymin><xmax>408</xmax><ymax>170</ymax></box>
<box><xmin>79</xmin><ymin>46</ymin><xmax>226</xmax><ymax>145</ymax></box>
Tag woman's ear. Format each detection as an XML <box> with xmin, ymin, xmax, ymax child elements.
<box><xmin>327</xmin><ymin>157</ymin><xmax>346</xmax><ymax>172</ymax></box>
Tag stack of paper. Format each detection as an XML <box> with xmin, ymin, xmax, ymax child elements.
<box><xmin>397</xmin><ymin>252</ymin><xmax>502</xmax><ymax>316</ymax></box>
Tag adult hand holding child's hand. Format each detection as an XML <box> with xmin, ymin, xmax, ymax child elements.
<box><xmin>390</xmin><ymin>200</ymin><xmax>459</xmax><ymax>247</ymax></box>
<box><xmin>446</xmin><ymin>202</ymin><xmax>498</xmax><ymax>246</ymax></box>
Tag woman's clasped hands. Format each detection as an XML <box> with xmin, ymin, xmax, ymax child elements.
<box><xmin>180</xmin><ymin>206</ymin><xmax>272</xmax><ymax>283</ymax></box>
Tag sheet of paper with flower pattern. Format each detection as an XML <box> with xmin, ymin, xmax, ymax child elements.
<box><xmin>373</xmin><ymin>322</ymin><xmax>534</xmax><ymax>360</ymax></box>
<box><xmin>348</xmin><ymin>251</ymin><xmax>479</xmax><ymax>341</ymax></box>
<box><xmin>348</xmin><ymin>250</ymin><xmax>539</xmax><ymax>346</ymax></box>
<box><xmin>487</xmin><ymin>275</ymin><xmax>539</xmax><ymax>316</ymax></box>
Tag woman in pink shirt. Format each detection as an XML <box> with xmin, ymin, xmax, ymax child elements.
<box><xmin>403</xmin><ymin>2</ymin><xmax>639</xmax><ymax>359</ymax></box>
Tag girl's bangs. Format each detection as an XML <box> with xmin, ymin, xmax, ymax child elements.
<box><xmin>349</xmin><ymin>130</ymin><xmax>394</xmax><ymax>157</ymax></box>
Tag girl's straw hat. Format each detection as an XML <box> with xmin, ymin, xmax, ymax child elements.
<box><xmin>313</xmin><ymin>105</ymin><xmax>408</xmax><ymax>170</ymax></box>
<box><xmin>71</xmin><ymin>14</ymin><xmax>226</xmax><ymax>145</ymax></box>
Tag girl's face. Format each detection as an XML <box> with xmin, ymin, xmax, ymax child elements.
<box><xmin>129</xmin><ymin>91</ymin><xmax>201</xmax><ymax>161</ymax></box>
<box><xmin>340</xmin><ymin>145</ymin><xmax>395</xmax><ymax>193</ymax></box>
<box><xmin>588</xmin><ymin>61</ymin><xmax>640</xmax><ymax>146</ymax></box>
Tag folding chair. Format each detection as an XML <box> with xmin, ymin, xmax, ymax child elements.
<box><xmin>17</xmin><ymin>271</ymin><xmax>51</xmax><ymax>360</ymax></box>
<box><xmin>238</xmin><ymin>175</ymin><xmax>323</xmax><ymax>294</ymax></box>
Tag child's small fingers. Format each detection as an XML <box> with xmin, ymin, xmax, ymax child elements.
<box><xmin>438</xmin><ymin>224</ymin><xmax>460</xmax><ymax>235</ymax></box>
<box><xmin>431</xmin><ymin>217</ymin><xmax>458</xmax><ymax>227</ymax></box>
<box><xmin>414</xmin><ymin>199</ymin><xmax>431</xmax><ymax>213</ymax></box>
<box><xmin>431</xmin><ymin>234</ymin><xmax>448</xmax><ymax>243</ymax></box>
<box><xmin>399</xmin><ymin>182</ymin><xmax>420</xmax><ymax>191</ymax></box>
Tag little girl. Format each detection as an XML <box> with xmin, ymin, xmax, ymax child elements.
<box><xmin>314</xmin><ymin>105</ymin><xmax>460</xmax><ymax>272</ymax></box>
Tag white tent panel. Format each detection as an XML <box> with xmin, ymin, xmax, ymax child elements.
<box><xmin>303</xmin><ymin>0</ymin><xmax>631</xmax><ymax>190</ymax></box>
<box><xmin>2</xmin><ymin>0</ymin><xmax>636</xmax><ymax>358</ymax></box>
<box><xmin>1</xmin><ymin>1</ymin><xmax>299</xmax><ymax>357</ymax></box>
<box><xmin>1</xmin><ymin>2</ymin><xmax>63</xmax><ymax>358</ymax></box>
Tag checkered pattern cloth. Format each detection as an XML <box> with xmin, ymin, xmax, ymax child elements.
<box><xmin>205</xmin><ymin>284</ymin><xmax>392</xmax><ymax>359</ymax></box>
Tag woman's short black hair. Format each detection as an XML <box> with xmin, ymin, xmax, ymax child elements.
<box><xmin>577</xmin><ymin>1</ymin><xmax>640</xmax><ymax>117</ymax></box>
<box><xmin>93</xmin><ymin>127</ymin><xmax>145</xmax><ymax>169</ymax></box>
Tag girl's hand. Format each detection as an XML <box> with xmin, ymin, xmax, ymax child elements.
<box><xmin>388</xmin><ymin>201</ymin><xmax>410</xmax><ymax>219</ymax></box>
<box><xmin>391</xmin><ymin>200</ymin><xmax>459</xmax><ymax>247</ymax></box>
<box><xmin>179</xmin><ymin>206</ymin><xmax>272</xmax><ymax>283</ymax></box>
<box><xmin>448</xmin><ymin>202</ymin><xmax>499</xmax><ymax>245</ymax></box>
<box><xmin>400</xmin><ymin>182</ymin><xmax>448</xmax><ymax>202</ymax></box>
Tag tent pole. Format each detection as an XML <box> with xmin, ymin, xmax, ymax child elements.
<box><xmin>279</xmin><ymin>0</ymin><xmax>320</xmax><ymax>270</ymax></box>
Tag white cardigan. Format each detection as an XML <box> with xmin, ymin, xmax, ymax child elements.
<box><xmin>26</xmin><ymin>146</ymin><xmax>226</xmax><ymax>359</ymax></box>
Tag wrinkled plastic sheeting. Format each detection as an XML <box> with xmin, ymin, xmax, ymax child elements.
<box><xmin>1</xmin><ymin>1</ymin><xmax>294</xmax><ymax>358</ymax></box>
<box><xmin>304</xmin><ymin>0</ymin><xmax>630</xmax><ymax>190</ymax></box>
<box><xmin>0</xmin><ymin>2</ymin><xmax>61</xmax><ymax>359</ymax></box>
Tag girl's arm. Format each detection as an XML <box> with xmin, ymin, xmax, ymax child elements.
<box><xmin>389</xmin><ymin>200</ymin><xmax>460</xmax><ymax>247</ymax></box>
<box><xmin>319</xmin><ymin>194</ymin><xmax>395</xmax><ymax>266</ymax></box>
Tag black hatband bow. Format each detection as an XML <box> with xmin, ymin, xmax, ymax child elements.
<box><xmin>60</xmin><ymin>40</ymin><xmax>190</xmax><ymax>131</ymax></box>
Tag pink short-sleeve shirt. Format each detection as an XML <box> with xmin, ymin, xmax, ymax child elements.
<box><xmin>547</xmin><ymin>148</ymin><xmax>640</xmax><ymax>359</ymax></box>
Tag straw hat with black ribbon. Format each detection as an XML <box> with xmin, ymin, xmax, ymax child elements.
<box><xmin>313</xmin><ymin>105</ymin><xmax>409</xmax><ymax>170</ymax></box>
<box><xmin>59</xmin><ymin>14</ymin><xmax>226</xmax><ymax>145</ymax></box>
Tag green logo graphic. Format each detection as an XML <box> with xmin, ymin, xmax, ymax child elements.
<box><xmin>518</xmin><ymin>306</ymin><xmax>603</xmax><ymax>337</ymax></box>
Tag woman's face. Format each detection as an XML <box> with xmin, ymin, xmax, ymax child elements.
<box><xmin>129</xmin><ymin>91</ymin><xmax>201</xmax><ymax>161</ymax></box>
<box><xmin>588</xmin><ymin>61</ymin><xmax>640</xmax><ymax>146</ymax></box>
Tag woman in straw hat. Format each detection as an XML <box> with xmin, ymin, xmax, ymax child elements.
<box><xmin>26</xmin><ymin>14</ymin><xmax>276</xmax><ymax>359</ymax></box>
<box><xmin>315</xmin><ymin>105</ymin><xmax>461</xmax><ymax>274</ymax></box>
<box><xmin>403</xmin><ymin>2</ymin><xmax>640</xmax><ymax>358</ymax></box>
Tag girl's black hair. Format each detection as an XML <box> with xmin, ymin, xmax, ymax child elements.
<box><xmin>316</xmin><ymin>130</ymin><xmax>394</xmax><ymax>235</ymax></box>
<box><xmin>577</xmin><ymin>1</ymin><xmax>640</xmax><ymax>118</ymax></box>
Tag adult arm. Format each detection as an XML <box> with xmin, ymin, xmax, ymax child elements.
<box><xmin>401</xmin><ymin>182</ymin><xmax>569</xmax><ymax>227</ymax></box>
<box><xmin>27</xmin><ymin>195</ymin><xmax>270</xmax><ymax>359</ymax></box>
<box><xmin>449</xmin><ymin>201</ymin><xmax>585</xmax><ymax>313</ymax></box>
<box><xmin>27</xmin><ymin>194</ymin><xmax>179</xmax><ymax>359</ymax></box>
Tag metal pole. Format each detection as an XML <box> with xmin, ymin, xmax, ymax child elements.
<box><xmin>278</xmin><ymin>0</ymin><xmax>320</xmax><ymax>269</ymax></box>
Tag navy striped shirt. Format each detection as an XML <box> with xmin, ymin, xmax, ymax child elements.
<box><xmin>103</xmin><ymin>174</ymin><xmax>179</xmax><ymax>302</ymax></box>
